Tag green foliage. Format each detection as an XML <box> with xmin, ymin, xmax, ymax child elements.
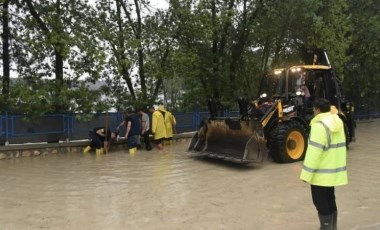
<box><xmin>1</xmin><ymin>0</ymin><xmax>377</xmax><ymax>116</ymax></box>
<box><xmin>9</xmin><ymin>0</ymin><xmax>106</xmax><ymax>113</ymax></box>
<box><xmin>344</xmin><ymin>0</ymin><xmax>380</xmax><ymax>110</ymax></box>
<box><xmin>0</xmin><ymin>78</ymin><xmax>110</xmax><ymax>118</ymax></box>
<box><xmin>3</xmin><ymin>78</ymin><xmax>54</xmax><ymax>119</ymax></box>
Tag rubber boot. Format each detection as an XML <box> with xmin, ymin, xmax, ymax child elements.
<box><xmin>318</xmin><ymin>214</ymin><xmax>333</xmax><ymax>230</ymax></box>
<box><xmin>83</xmin><ymin>146</ymin><xmax>91</xmax><ymax>153</ymax></box>
<box><xmin>332</xmin><ymin>211</ymin><xmax>337</xmax><ymax>230</ymax></box>
<box><xmin>129</xmin><ymin>147</ymin><xmax>137</xmax><ymax>154</ymax></box>
<box><xmin>96</xmin><ymin>148</ymin><xmax>104</xmax><ymax>155</ymax></box>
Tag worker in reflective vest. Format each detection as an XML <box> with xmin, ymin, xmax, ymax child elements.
<box><xmin>300</xmin><ymin>98</ymin><xmax>347</xmax><ymax>230</ymax></box>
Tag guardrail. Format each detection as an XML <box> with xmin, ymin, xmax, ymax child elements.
<box><xmin>1</xmin><ymin>110</ymin><xmax>378</xmax><ymax>145</ymax></box>
<box><xmin>0</xmin><ymin>111</ymin><xmax>206</xmax><ymax>145</ymax></box>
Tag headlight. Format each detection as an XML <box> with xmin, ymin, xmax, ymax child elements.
<box><xmin>260</xmin><ymin>93</ymin><xmax>267</xmax><ymax>98</ymax></box>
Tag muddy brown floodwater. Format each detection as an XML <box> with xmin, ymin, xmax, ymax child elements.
<box><xmin>1</xmin><ymin>120</ymin><xmax>380</xmax><ymax>230</ymax></box>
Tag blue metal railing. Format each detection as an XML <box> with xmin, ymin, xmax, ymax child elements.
<box><xmin>1</xmin><ymin>110</ymin><xmax>379</xmax><ymax>145</ymax></box>
<box><xmin>0</xmin><ymin>111</ymin><xmax>206</xmax><ymax>144</ymax></box>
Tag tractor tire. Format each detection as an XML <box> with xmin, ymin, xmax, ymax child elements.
<box><xmin>269</xmin><ymin>121</ymin><xmax>308</xmax><ymax>163</ymax></box>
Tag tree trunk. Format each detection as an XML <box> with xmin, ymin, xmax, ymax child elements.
<box><xmin>115</xmin><ymin>0</ymin><xmax>136</xmax><ymax>100</ymax></box>
<box><xmin>211</xmin><ymin>0</ymin><xmax>220</xmax><ymax>99</ymax></box>
<box><xmin>134</xmin><ymin>0</ymin><xmax>147</xmax><ymax>101</ymax></box>
<box><xmin>228</xmin><ymin>0</ymin><xmax>262</xmax><ymax>96</ymax></box>
<box><xmin>24</xmin><ymin>0</ymin><xmax>66</xmax><ymax>112</ymax></box>
<box><xmin>2</xmin><ymin>0</ymin><xmax>10</xmax><ymax>102</ymax></box>
<box><xmin>54</xmin><ymin>47</ymin><xmax>64</xmax><ymax>112</ymax></box>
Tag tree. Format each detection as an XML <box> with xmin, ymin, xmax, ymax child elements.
<box><xmin>1</xmin><ymin>0</ymin><xmax>375</xmax><ymax>117</ymax></box>
<box><xmin>344</xmin><ymin>0</ymin><xmax>380</xmax><ymax>112</ymax></box>
<box><xmin>1</xmin><ymin>0</ymin><xmax>10</xmax><ymax>105</ymax></box>
<box><xmin>9</xmin><ymin>0</ymin><xmax>108</xmax><ymax>114</ymax></box>
<box><xmin>92</xmin><ymin>0</ymin><xmax>171</xmax><ymax>109</ymax></box>
<box><xmin>20</xmin><ymin>0</ymin><xmax>68</xmax><ymax>111</ymax></box>
<box><xmin>177</xmin><ymin>0</ymin><xmax>353</xmax><ymax>108</ymax></box>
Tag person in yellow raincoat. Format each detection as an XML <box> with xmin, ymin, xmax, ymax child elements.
<box><xmin>300</xmin><ymin>98</ymin><xmax>347</xmax><ymax>230</ymax></box>
<box><xmin>158</xmin><ymin>106</ymin><xmax>176</xmax><ymax>141</ymax></box>
<box><xmin>150</xmin><ymin>106</ymin><xmax>167</xmax><ymax>150</ymax></box>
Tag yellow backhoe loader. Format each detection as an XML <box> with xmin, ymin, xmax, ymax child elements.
<box><xmin>188</xmin><ymin>50</ymin><xmax>356</xmax><ymax>163</ymax></box>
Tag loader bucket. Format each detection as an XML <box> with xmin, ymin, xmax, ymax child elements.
<box><xmin>188</xmin><ymin>118</ymin><xmax>266</xmax><ymax>163</ymax></box>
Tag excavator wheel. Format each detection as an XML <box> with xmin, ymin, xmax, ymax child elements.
<box><xmin>269</xmin><ymin>121</ymin><xmax>307</xmax><ymax>163</ymax></box>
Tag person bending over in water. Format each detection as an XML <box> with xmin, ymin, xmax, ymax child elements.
<box><xmin>83</xmin><ymin>127</ymin><xmax>116</xmax><ymax>154</ymax></box>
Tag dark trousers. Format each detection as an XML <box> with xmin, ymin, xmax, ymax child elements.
<box><xmin>88</xmin><ymin>131</ymin><xmax>102</xmax><ymax>149</ymax></box>
<box><xmin>127</xmin><ymin>135</ymin><xmax>139</xmax><ymax>149</ymax></box>
<box><xmin>141</xmin><ymin>129</ymin><xmax>152</xmax><ymax>150</ymax></box>
<box><xmin>311</xmin><ymin>185</ymin><xmax>337</xmax><ymax>215</ymax></box>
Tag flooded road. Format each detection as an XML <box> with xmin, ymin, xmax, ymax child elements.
<box><xmin>1</xmin><ymin>120</ymin><xmax>380</xmax><ymax>230</ymax></box>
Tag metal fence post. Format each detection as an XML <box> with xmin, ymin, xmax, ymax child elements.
<box><xmin>193</xmin><ymin>111</ymin><xmax>198</xmax><ymax>131</ymax></box>
<box><xmin>65</xmin><ymin>113</ymin><xmax>73</xmax><ymax>142</ymax></box>
<box><xmin>5</xmin><ymin>112</ymin><xmax>9</xmax><ymax>145</ymax></box>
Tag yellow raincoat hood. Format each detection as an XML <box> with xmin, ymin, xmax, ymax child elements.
<box><xmin>310</xmin><ymin>112</ymin><xmax>343</xmax><ymax>134</ymax></box>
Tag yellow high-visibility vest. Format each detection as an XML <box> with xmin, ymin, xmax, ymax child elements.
<box><xmin>300</xmin><ymin>112</ymin><xmax>348</xmax><ymax>186</ymax></box>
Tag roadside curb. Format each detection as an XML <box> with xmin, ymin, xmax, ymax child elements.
<box><xmin>0</xmin><ymin>132</ymin><xmax>195</xmax><ymax>160</ymax></box>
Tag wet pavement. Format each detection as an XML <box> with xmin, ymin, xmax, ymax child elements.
<box><xmin>0</xmin><ymin>120</ymin><xmax>379</xmax><ymax>230</ymax></box>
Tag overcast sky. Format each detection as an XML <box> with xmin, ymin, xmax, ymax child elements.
<box><xmin>149</xmin><ymin>0</ymin><xmax>169</xmax><ymax>11</ymax></box>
